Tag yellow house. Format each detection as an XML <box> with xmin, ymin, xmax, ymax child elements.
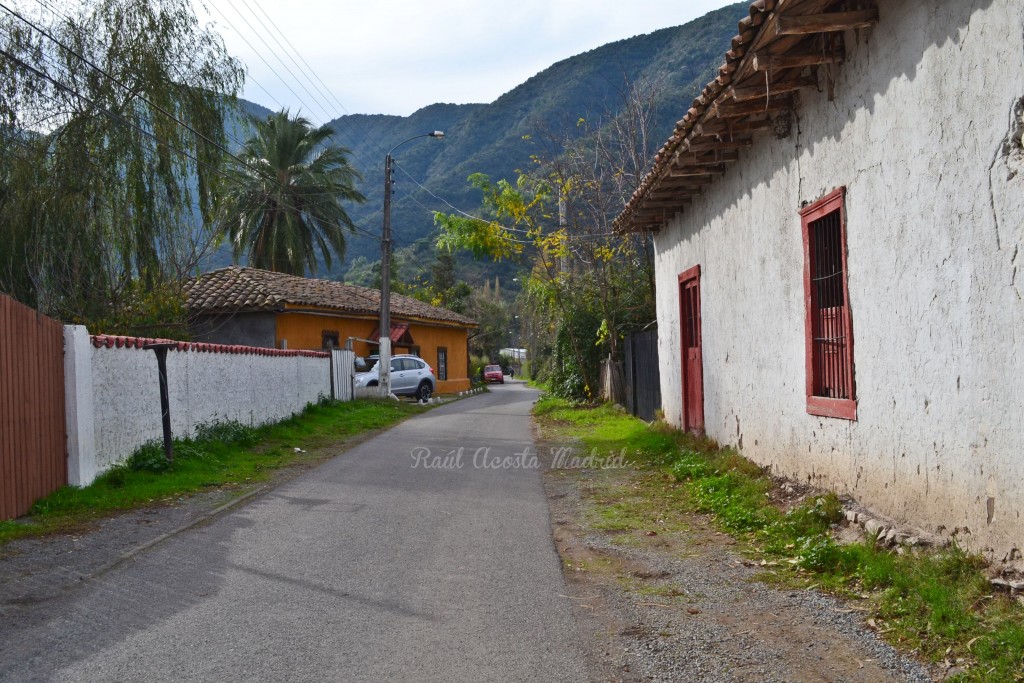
<box><xmin>186</xmin><ymin>266</ymin><xmax>477</xmax><ymax>393</ymax></box>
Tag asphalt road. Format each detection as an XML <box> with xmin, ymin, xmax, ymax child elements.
<box><xmin>0</xmin><ymin>383</ymin><xmax>590</xmax><ymax>682</ymax></box>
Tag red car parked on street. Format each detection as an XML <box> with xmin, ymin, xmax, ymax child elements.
<box><xmin>483</xmin><ymin>364</ymin><xmax>504</xmax><ymax>384</ymax></box>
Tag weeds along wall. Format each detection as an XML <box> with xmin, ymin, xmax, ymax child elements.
<box><xmin>64</xmin><ymin>326</ymin><xmax>331</xmax><ymax>485</ymax></box>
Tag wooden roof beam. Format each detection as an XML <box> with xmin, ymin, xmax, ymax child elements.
<box><xmin>631</xmin><ymin>210</ymin><xmax>676</xmax><ymax>219</ymax></box>
<box><xmin>752</xmin><ymin>48</ymin><xmax>844</xmax><ymax>71</ymax></box>
<box><xmin>775</xmin><ymin>9</ymin><xmax>879</xmax><ymax>36</ymax></box>
<box><xmin>668</xmin><ymin>164</ymin><xmax>725</xmax><ymax>178</ymax></box>
<box><xmin>674</xmin><ymin>150</ymin><xmax>741</xmax><ymax>166</ymax></box>
<box><xmin>712</xmin><ymin>95</ymin><xmax>793</xmax><ymax>119</ymax></box>
<box><xmin>695</xmin><ymin>118</ymin><xmax>772</xmax><ymax>138</ymax></box>
<box><xmin>730</xmin><ymin>75</ymin><xmax>818</xmax><ymax>102</ymax></box>
<box><xmin>638</xmin><ymin>197</ymin><xmax>696</xmax><ymax>208</ymax></box>
<box><xmin>653</xmin><ymin>182</ymin><xmax>708</xmax><ymax>194</ymax></box>
<box><xmin>685</xmin><ymin>138</ymin><xmax>754</xmax><ymax>153</ymax></box>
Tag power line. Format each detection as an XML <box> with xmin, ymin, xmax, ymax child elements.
<box><xmin>0</xmin><ymin>1</ymin><xmax>273</xmax><ymax>179</ymax></box>
<box><xmin>242</xmin><ymin>0</ymin><xmax>373</xmax><ymax>160</ymax></box>
<box><xmin>0</xmin><ymin>22</ymin><xmax>382</xmax><ymax>250</ymax></box>
<box><xmin>202</xmin><ymin>0</ymin><xmax>325</xmax><ymax>127</ymax></box>
<box><xmin>30</xmin><ymin>0</ymin><xmax>258</xmax><ymax>153</ymax></box>
<box><xmin>392</xmin><ymin>160</ymin><xmax>620</xmax><ymax>242</ymax></box>
<box><xmin>391</xmin><ymin>159</ymin><xmax>535</xmax><ymax>236</ymax></box>
<box><xmin>220</xmin><ymin>0</ymin><xmax>335</xmax><ymax>119</ymax></box>
<box><xmin>1</xmin><ymin>5</ymin><xmax>455</xmax><ymax>273</ymax></box>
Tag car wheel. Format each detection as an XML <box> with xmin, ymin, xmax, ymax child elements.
<box><xmin>416</xmin><ymin>381</ymin><xmax>432</xmax><ymax>401</ymax></box>
<box><xmin>500</xmin><ymin>379</ymin><xmax>504</xmax><ymax>384</ymax></box>
<box><xmin>367</xmin><ymin>380</ymin><xmax>378</xmax><ymax>387</ymax></box>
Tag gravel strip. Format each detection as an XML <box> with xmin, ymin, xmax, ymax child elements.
<box><xmin>542</xmin><ymin>463</ymin><xmax>938</xmax><ymax>683</ymax></box>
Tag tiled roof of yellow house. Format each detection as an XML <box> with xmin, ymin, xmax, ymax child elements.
<box><xmin>186</xmin><ymin>266</ymin><xmax>477</xmax><ymax>327</ymax></box>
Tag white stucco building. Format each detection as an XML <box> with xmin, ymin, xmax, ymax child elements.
<box><xmin>615</xmin><ymin>0</ymin><xmax>1024</xmax><ymax>564</ymax></box>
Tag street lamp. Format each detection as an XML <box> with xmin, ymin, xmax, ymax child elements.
<box><xmin>379</xmin><ymin>130</ymin><xmax>444</xmax><ymax>397</ymax></box>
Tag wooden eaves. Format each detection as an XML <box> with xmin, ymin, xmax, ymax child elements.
<box><xmin>614</xmin><ymin>0</ymin><xmax>878</xmax><ymax>234</ymax></box>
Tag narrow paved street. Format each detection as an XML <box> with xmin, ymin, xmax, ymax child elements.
<box><xmin>0</xmin><ymin>385</ymin><xmax>589</xmax><ymax>682</ymax></box>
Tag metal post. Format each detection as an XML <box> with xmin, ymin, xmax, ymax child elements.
<box><xmin>379</xmin><ymin>152</ymin><xmax>393</xmax><ymax>398</ymax></box>
<box><xmin>144</xmin><ymin>342</ymin><xmax>177</xmax><ymax>462</ymax></box>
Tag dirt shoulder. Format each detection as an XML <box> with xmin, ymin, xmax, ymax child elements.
<box><xmin>534</xmin><ymin>432</ymin><xmax>937</xmax><ymax>682</ymax></box>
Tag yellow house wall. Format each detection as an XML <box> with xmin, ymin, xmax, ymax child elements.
<box><xmin>275</xmin><ymin>311</ymin><xmax>378</xmax><ymax>354</ymax></box>
<box><xmin>407</xmin><ymin>323</ymin><xmax>471</xmax><ymax>393</ymax></box>
<box><xmin>274</xmin><ymin>308</ymin><xmax>473</xmax><ymax>393</ymax></box>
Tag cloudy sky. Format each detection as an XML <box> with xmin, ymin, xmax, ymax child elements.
<box><xmin>193</xmin><ymin>0</ymin><xmax>738</xmax><ymax>121</ymax></box>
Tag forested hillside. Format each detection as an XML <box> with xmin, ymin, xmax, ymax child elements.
<box><xmin>226</xmin><ymin>3</ymin><xmax>744</xmax><ymax>280</ymax></box>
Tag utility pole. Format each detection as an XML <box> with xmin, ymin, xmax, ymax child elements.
<box><xmin>378</xmin><ymin>131</ymin><xmax>444</xmax><ymax>399</ymax></box>
<box><xmin>379</xmin><ymin>152</ymin><xmax>394</xmax><ymax>397</ymax></box>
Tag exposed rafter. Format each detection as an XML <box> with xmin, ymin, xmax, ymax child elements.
<box><xmin>712</xmin><ymin>95</ymin><xmax>794</xmax><ymax>119</ymax></box>
<box><xmin>730</xmin><ymin>76</ymin><xmax>818</xmax><ymax>102</ymax></box>
<box><xmin>668</xmin><ymin>165</ymin><xmax>726</xmax><ymax>178</ymax></box>
<box><xmin>694</xmin><ymin>119</ymin><xmax>772</xmax><ymax>138</ymax></box>
<box><xmin>752</xmin><ymin>48</ymin><xmax>844</xmax><ymax>71</ymax></box>
<box><xmin>775</xmin><ymin>9</ymin><xmax>879</xmax><ymax>36</ymax></box>
<box><xmin>615</xmin><ymin>0</ymin><xmax>876</xmax><ymax>234</ymax></box>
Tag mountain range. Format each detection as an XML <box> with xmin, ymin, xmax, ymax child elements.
<box><xmin>222</xmin><ymin>3</ymin><xmax>745</xmax><ymax>282</ymax></box>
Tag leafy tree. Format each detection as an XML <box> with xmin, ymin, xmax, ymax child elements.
<box><xmin>435</xmin><ymin>79</ymin><xmax>661</xmax><ymax>400</ymax></box>
<box><xmin>216</xmin><ymin>110</ymin><xmax>366</xmax><ymax>276</ymax></box>
<box><xmin>466</xmin><ymin>278</ymin><xmax>512</xmax><ymax>360</ymax></box>
<box><xmin>0</xmin><ymin>0</ymin><xmax>243</xmax><ymax>330</ymax></box>
<box><xmin>415</xmin><ymin>249</ymin><xmax>471</xmax><ymax>314</ymax></box>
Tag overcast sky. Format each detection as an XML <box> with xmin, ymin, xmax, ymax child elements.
<box><xmin>193</xmin><ymin>0</ymin><xmax>738</xmax><ymax>121</ymax></box>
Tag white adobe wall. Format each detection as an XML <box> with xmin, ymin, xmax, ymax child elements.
<box><xmin>653</xmin><ymin>0</ymin><xmax>1024</xmax><ymax>562</ymax></box>
<box><xmin>88</xmin><ymin>337</ymin><xmax>330</xmax><ymax>474</ymax></box>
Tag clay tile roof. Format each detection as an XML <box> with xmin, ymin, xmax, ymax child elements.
<box><xmin>614</xmin><ymin>0</ymin><xmax>874</xmax><ymax>234</ymax></box>
<box><xmin>185</xmin><ymin>266</ymin><xmax>477</xmax><ymax>327</ymax></box>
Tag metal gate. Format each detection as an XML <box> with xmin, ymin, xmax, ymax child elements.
<box><xmin>330</xmin><ymin>348</ymin><xmax>355</xmax><ymax>402</ymax></box>
<box><xmin>1</xmin><ymin>294</ymin><xmax>67</xmax><ymax>520</ymax></box>
<box><xmin>624</xmin><ymin>328</ymin><xmax>661</xmax><ymax>422</ymax></box>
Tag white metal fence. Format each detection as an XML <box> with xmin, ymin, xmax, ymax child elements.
<box><xmin>331</xmin><ymin>349</ymin><xmax>355</xmax><ymax>401</ymax></box>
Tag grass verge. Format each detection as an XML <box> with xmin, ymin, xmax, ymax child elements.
<box><xmin>0</xmin><ymin>399</ymin><xmax>427</xmax><ymax>546</ymax></box>
<box><xmin>534</xmin><ymin>396</ymin><xmax>1024</xmax><ymax>682</ymax></box>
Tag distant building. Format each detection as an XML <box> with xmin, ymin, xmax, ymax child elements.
<box><xmin>615</xmin><ymin>0</ymin><xmax>1024</xmax><ymax>563</ymax></box>
<box><xmin>186</xmin><ymin>266</ymin><xmax>478</xmax><ymax>393</ymax></box>
<box><xmin>499</xmin><ymin>348</ymin><xmax>527</xmax><ymax>362</ymax></box>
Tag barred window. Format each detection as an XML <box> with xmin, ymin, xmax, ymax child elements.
<box><xmin>436</xmin><ymin>347</ymin><xmax>448</xmax><ymax>381</ymax></box>
<box><xmin>800</xmin><ymin>188</ymin><xmax>856</xmax><ymax>420</ymax></box>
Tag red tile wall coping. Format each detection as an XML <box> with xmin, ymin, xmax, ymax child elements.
<box><xmin>90</xmin><ymin>334</ymin><xmax>329</xmax><ymax>358</ymax></box>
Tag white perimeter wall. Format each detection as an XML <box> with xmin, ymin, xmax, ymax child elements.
<box><xmin>653</xmin><ymin>0</ymin><xmax>1024</xmax><ymax>562</ymax></box>
<box><xmin>66</xmin><ymin>332</ymin><xmax>331</xmax><ymax>479</ymax></box>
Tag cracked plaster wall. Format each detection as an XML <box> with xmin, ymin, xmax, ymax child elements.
<box><xmin>653</xmin><ymin>0</ymin><xmax>1024</xmax><ymax>563</ymax></box>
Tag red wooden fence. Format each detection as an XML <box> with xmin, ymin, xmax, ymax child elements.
<box><xmin>0</xmin><ymin>294</ymin><xmax>67</xmax><ymax>520</ymax></box>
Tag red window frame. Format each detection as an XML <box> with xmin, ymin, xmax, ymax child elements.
<box><xmin>800</xmin><ymin>187</ymin><xmax>857</xmax><ymax>421</ymax></box>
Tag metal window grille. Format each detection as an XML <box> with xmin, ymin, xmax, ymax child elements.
<box><xmin>809</xmin><ymin>209</ymin><xmax>851</xmax><ymax>400</ymax></box>
<box><xmin>437</xmin><ymin>347</ymin><xmax>448</xmax><ymax>381</ymax></box>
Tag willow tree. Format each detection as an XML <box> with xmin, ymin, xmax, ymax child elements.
<box><xmin>0</xmin><ymin>0</ymin><xmax>243</xmax><ymax>332</ymax></box>
<box><xmin>216</xmin><ymin>111</ymin><xmax>366</xmax><ymax>276</ymax></box>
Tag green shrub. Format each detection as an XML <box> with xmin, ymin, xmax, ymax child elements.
<box><xmin>126</xmin><ymin>441</ymin><xmax>173</xmax><ymax>473</ymax></box>
<box><xmin>193</xmin><ymin>419</ymin><xmax>258</xmax><ymax>447</ymax></box>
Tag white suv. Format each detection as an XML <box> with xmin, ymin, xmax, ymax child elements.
<box><xmin>354</xmin><ymin>354</ymin><xmax>436</xmax><ymax>400</ymax></box>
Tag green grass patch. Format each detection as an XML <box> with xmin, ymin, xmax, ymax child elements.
<box><xmin>0</xmin><ymin>399</ymin><xmax>426</xmax><ymax>545</ymax></box>
<box><xmin>534</xmin><ymin>399</ymin><xmax>1024</xmax><ymax>681</ymax></box>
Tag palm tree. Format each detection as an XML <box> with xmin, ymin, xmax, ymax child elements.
<box><xmin>217</xmin><ymin>110</ymin><xmax>366</xmax><ymax>275</ymax></box>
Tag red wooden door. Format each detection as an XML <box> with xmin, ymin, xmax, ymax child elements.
<box><xmin>678</xmin><ymin>266</ymin><xmax>704</xmax><ymax>433</ymax></box>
